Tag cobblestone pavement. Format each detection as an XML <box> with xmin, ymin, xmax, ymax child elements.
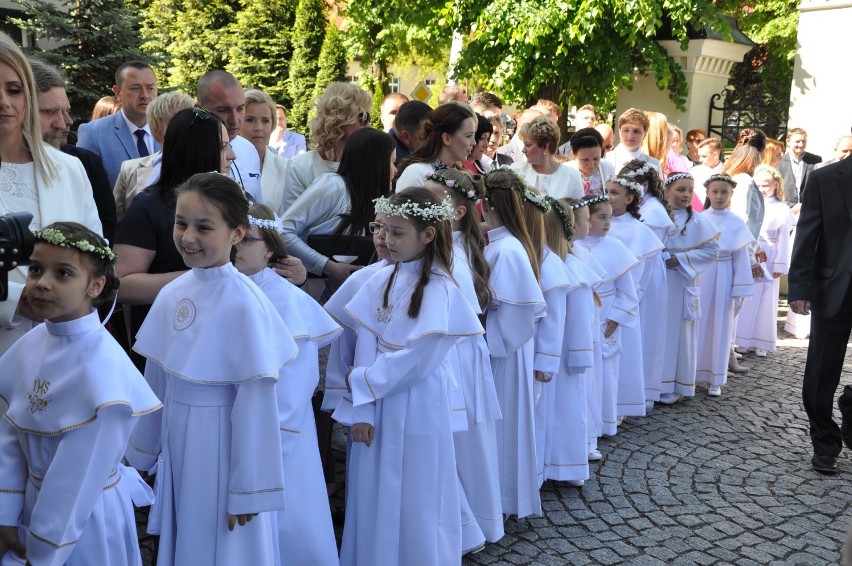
<box><xmin>140</xmin><ymin>303</ymin><xmax>852</xmax><ymax>565</ymax></box>
<box><xmin>464</xmin><ymin>305</ymin><xmax>852</xmax><ymax>565</ymax></box>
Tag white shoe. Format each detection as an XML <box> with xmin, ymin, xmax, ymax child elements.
<box><xmin>755</xmin><ymin>348</ymin><xmax>767</xmax><ymax>358</ymax></box>
<box><xmin>645</xmin><ymin>399</ymin><xmax>654</xmax><ymax>412</ymax></box>
<box><xmin>616</xmin><ymin>415</ymin><xmax>625</xmax><ymax>426</ymax></box>
<box><xmin>734</xmin><ymin>346</ymin><xmax>748</xmax><ymax>355</ymax></box>
<box><xmin>588</xmin><ymin>449</ymin><xmax>602</xmax><ymax>461</ymax></box>
<box><xmin>658</xmin><ymin>393</ymin><xmax>683</xmax><ymax>404</ymax></box>
<box><xmin>566</xmin><ymin>480</ymin><xmax>584</xmax><ymax>487</ymax></box>
<box><xmin>708</xmin><ymin>386</ymin><xmax>722</xmax><ymax>397</ymax></box>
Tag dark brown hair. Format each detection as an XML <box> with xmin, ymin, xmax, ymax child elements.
<box><xmin>248</xmin><ymin>202</ymin><xmax>288</xmax><ymax>262</ymax></box>
<box><xmin>175</xmin><ymin>172</ymin><xmax>249</xmax><ymax>230</ymax></box>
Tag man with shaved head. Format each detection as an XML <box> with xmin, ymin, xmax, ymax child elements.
<box><xmin>817</xmin><ymin>135</ymin><xmax>852</xmax><ymax>169</ymax></box>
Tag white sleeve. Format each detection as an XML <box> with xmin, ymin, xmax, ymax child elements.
<box><xmin>125</xmin><ymin>362</ymin><xmax>166</xmax><ymax>471</ymax></box>
<box><xmin>534</xmin><ymin>288</ymin><xmax>566</xmax><ymax>373</ymax></box>
<box><xmin>0</xmin><ymin>418</ymin><xmax>25</xmax><ymax>526</ymax></box>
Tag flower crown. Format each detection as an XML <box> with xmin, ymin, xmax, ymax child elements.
<box><xmin>544</xmin><ymin>196</ymin><xmax>574</xmax><ymax>241</ymax></box>
<box><xmin>579</xmin><ymin>194</ymin><xmax>610</xmax><ymax>208</ymax></box>
<box><xmin>425</xmin><ymin>170</ymin><xmax>478</xmax><ymax>201</ymax></box>
<box><xmin>249</xmin><ymin>214</ymin><xmax>285</xmax><ymax>235</ymax></box>
<box><xmin>607</xmin><ymin>176</ymin><xmax>644</xmax><ymax>197</ymax></box>
<box><xmin>522</xmin><ymin>188</ymin><xmax>551</xmax><ymax>212</ymax></box>
<box><xmin>664</xmin><ymin>172</ymin><xmax>694</xmax><ymax>187</ymax></box>
<box><xmin>33</xmin><ymin>228</ymin><xmax>117</xmax><ymax>263</ymax></box>
<box><xmin>621</xmin><ymin>162</ymin><xmax>653</xmax><ymax>178</ymax></box>
<box><xmin>374</xmin><ymin>195</ymin><xmax>455</xmax><ymax>221</ymax></box>
<box><xmin>704</xmin><ymin>173</ymin><xmax>736</xmax><ymax>189</ymax></box>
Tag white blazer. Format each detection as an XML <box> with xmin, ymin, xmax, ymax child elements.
<box><xmin>260</xmin><ymin>147</ymin><xmax>289</xmax><ymax>214</ymax></box>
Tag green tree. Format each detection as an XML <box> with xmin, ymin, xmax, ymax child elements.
<box><xmin>311</xmin><ymin>25</ymin><xmax>349</xmax><ymax>104</ymax></box>
<box><xmin>438</xmin><ymin>0</ymin><xmax>729</xmax><ymax>112</ymax></box>
<box><xmin>8</xmin><ymin>0</ymin><xmax>149</xmax><ymax>119</ymax></box>
<box><xmin>141</xmin><ymin>0</ymin><xmax>237</xmax><ymax>94</ymax></box>
<box><xmin>286</xmin><ymin>0</ymin><xmax>326</xmax><ymax>133</ymax></box>
<box><xmin>227</xmin><ymin>0</ymin><xmax>298</xmax><ymax>103</ymax></box>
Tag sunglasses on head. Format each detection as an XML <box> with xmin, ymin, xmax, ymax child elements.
<box><xmin>357</xmin><ymin>112</ymin><xmax>371</xmax><ymax>126</ymax></box>
<box><xmin>192</xmin><ymin>106</ymin><xmax>212</xmax><ymax>125</ymax></box>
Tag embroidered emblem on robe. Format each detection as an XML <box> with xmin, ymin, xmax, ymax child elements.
<box><xmin>174</xmin><ymin>299</ymin><xmax>197</xmax><ymax>330</ymax></box>
<box><xmin>28</xmin><ymin>379</ymin><xmax>51</xmax><ymax>413</ymax></box>
<box><xmin>376</xmin><ymin>304</ymin><xmax>393</xmax><ymax>323</ymax></box>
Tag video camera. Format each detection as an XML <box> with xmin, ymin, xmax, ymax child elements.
<box><xmin>0</xmin><ymin>212</ymin><xmax>34</xmax><ymax>301</ymax></box>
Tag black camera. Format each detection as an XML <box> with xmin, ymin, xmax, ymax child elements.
<box><xmin>0</xmin><ymin>212</ymin><xmax>34</xmax><ymax>301</ymax></box>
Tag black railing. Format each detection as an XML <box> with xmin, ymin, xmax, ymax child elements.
<box><xmin>707</xmin><ymin>88</ymin><xmax>788</xmax><ymax>147</ymax></box>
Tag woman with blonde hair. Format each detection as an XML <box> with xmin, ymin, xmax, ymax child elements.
<box><xmin>242</xmin><ymin>88</ymin><xmax>289</xmax><ymax>210</ymax></box>
<box><xmin>512</xmin><ymin>114</ymin><xmax>583</xmax><ymax>198</ymax></box>
<box><xmin>279</xmin><ymin>82</ymin><xmax>372</xmax><ymax>213</ymax></box>
<box><xmin>643</xmin><ymin>111</ymin><xmax>690</xmax><ymax>182</ymax></box>
<box><xmin>0</xmin><ymin>32</ymin><xmax>102</xmax><ymax>354</ymax></box>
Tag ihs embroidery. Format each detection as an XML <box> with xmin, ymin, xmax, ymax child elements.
<box><xmin>28</xmin><ymin>378</ymin><xmax>51</xmax><ymax>413</ymax></box>
<box><xmin>376</xmin><ymin>304</ymin><xmax>394</xmax><ymax>324</ymax></box>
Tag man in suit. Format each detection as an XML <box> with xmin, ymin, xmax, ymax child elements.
<box><xmin>816</xmin><ymin>135</ymin><xmax>852</xmax><ymax>170</ymax></box>
<box><xmin>779</xmin><ymin>127</ymin><xmax>822</xmax><ymax>208</ymax></box>
<box><xmin>196</xmin><ymin>70</ymin><xmax>262</xmax><ymax>202</ymax></box>
<box><xmin>30</xmin><ymin>58</ymin><xmax>117</xmax><ymax>243</ymax></box>
<box><xmin>77</xmin><ymin>61</ymin><xmax>159</xmax><ymax>189</ymax></box>
<box><xmin>789</xmin><ymin>158</ymin><xmax>852</xmax><ymax>473</ymax></box>
<box><xmin>389</xmin><ymin>100</ymin><xmax>431</xmax><ymax>166</ymax></box>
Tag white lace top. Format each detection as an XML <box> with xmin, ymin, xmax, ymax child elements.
<box><xmin>0</xmin><ymin>162</ymin><xmax>40</xmax><ymax>229</ymax></box>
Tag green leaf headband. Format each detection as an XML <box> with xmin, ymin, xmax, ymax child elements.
<box><xmin>33</xmin><ymin>228</ymin><xmax>117</xmax><ymax>263</ymax></box>
<box><xmin>373</xmin><ymin>195</ymin><xmax>455</xmax><ymax>221</ymax></box>
<box><xmin>544</xmin><ymin>196</ymin><xmax>574</xmax><ymax>241</ymax></box>
<box><xmin>425</xmin><ymin>170</ymin><xmax>478</xmax><ymax>201</ymax></box>
<box><xmin>522</xmin><ymin>188</ymin><xmax>551</xmax><ymax>212</ymax></box>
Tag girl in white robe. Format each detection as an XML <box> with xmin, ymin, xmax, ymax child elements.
<box><xmin>574</xmin><ymin>196</ymin><xmax>640</xmax><ymax>434</ymax></box>
<box><xmin>339</xmin><ymin>188</ymin><xmax>484</xmax><ymax>566</ymax></box>
<box><xmin>480</xmin><ymin>169</ymin><xmax>546</xmax><ymax>519</ymax></box>
<box><xmin>736</xmin><ymin>165</ymin><xmax>794</xmax><ymax>354</ymax></box>
<box><xmin>606</xmin><ymin>177</ymin><xmax>665</xmax><ymax>417</ymax></box>
<box><xmin>424</xmin><ymin>170</ymin><xmax>504</xmax><ymax>552</ymax></box>
<box><xmin>659</xmin><ymin>173</ymin><xmax>720</xmax><ymax>404</ymax></box>
<box><xmin>563</xmin><ymin>200</ymin><xmax>606</xmax><ymax>460</ymax></box>
<box><xmin>696</xmin><ymin>175</ymin><xmax>755</xmax><ymax>396</ymax></box>
<box><xmin>619</xmin><ymin>160</ymin><xmax>674</xmax><ymax>408</ymax></box>
<box><xmin>0</xmin><ymin>222</ymin><xmax>161</xmax><ymax>566</ymax></box>
<box><xmin>541</xmin><ymin>199</ymin><xmax>595</xmax><ymax>485</ymax></box>
<box><xmin>234</xmin><ymin>203</ymin><xmax>343</xmax><ymax>566</ymax></box>
<box><xmin>126</xmin><ymin>174</ymin><xmax>295</xmax><ymax>566</ymax></box>
<box><xmin>520</xmin><ymin>188</ymin><xmax>572</xmax><ymax>488</ymax></box>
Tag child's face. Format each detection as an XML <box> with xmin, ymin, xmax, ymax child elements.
<box><xmin>706</xmin><ymin>181</ymin><xmax>733</xmax><ymax>211</ymax></box>
<box><xmin>619</xmin><ymin>122</ymin><xmax>646</xmax><ymax>152</ymax></box>
<box><xmin>665</xmin><ymin>180</ymin><xmax>694</xmax><ymax>210</ymax></box>
<box><xmin>370</xmin><ymin>214</ymin><xmax>392</xmax><ymax>261</ymax></box>
<box><xmin>233</xmin><ymin>226</ymin><xmax>270</xmax><ymax>276</ymax></box>
<box><xmin>383</xmin><ymin>215</ymin><xmax>435</xmax><ymax>262</ymax></box>
<box><xmin>588</xmin><ymin>203</ymin><xmax>612</xmax><ymax>237</ymax></box>
<box><xmin>174</xmin><ymin>191</ymin><xmax>246</xmax><ymax>269</ymax></box>
<box><xmin>26</xmin><ymin>243</ymin><xmax>105</xmax><ymax>323</ymax></box>
<box><xmin>573</xmin><ymin>205</ymin><xmax>590</xmax><ymax>240</ymax></box>
<box><xmin>605</xmin><ymin>182</ymin><xmax>633</xmax><ymax>217</ymax></box>
<box><xmin>754</xmin><ymin>172</ymin><xmax>777</xmax><ymax>199</ymax></box>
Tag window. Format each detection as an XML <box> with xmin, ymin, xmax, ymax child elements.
<box><xmin>388</xmin><ymin>76</ymin><xmax>400</xmax><ymax>94</ymax></box>
<box><xmin>425</xmin><ymin>79</ymin><xmax>437</xmax><ymax>87</ymax></box>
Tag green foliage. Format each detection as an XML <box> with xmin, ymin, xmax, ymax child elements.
<box><xmin>8</xmin><ymin>0</ymin><xmax>149</xmax><ymax>120</ymax></box>
<box><xmin>227</xmin><ymin>0</ymin><xmax>298</xmax><ymax>104</ymax></box>
<box><xmin>286</xmin><ymin>0</ymin><xmax>326</xmax><ymax>133</ymax></box>
<box><xmin>437</xmin><ymin>0</ymin><xmax>728</xmax><ymax>112</ymax></box>
<box><xmin>719</xmin><ymin>0</ymin><xmax>798</xmax><ymax>136</ymax></box>
<box><xmin>312</xmin><ymin>26</ymin><xmax>349</xmax><ymax>103</ymax></box>
<box><xmin>140</xmin><ymin>0</ymin><xmax>237</xmax><ymax>95</ymax></box>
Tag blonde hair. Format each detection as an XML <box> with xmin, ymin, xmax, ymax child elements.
<box><xmin>0</xmin><ymin>33</ymin><xmax>56</xmax><ymax>183</ymax></box>
<box><xmin>244</xmin><ymin>88</ymin><xmax>276</xmax><ymax>125</ymax></box>
<box><xmin>90</xmin><ymin>96</ymin><xmax>121</xmax><ymax>121</ymax></box>
<box><xmin>699</xmin><ymin>137</ymin><xmax>722</xmax><ymax>153</ymax></box>
<box><xmin>146</xmin><ymin>91</ymin><xmax>194</xmax><ymax>140</ymax></box>
<box><xmin>533</xmin><ymin>99</ymin><xmax>560</xmax><ymax>118</ymax></box>
<box><xmin>544</xmin><ymin>203</ymin><xmax>570</xmax><ymax>260</ymax></box>
<box><xmin>310</xmin><ymin>82</ymin><xmax>372</xmax><ymax>162</ymax></box>
<box><xmin>617</xmin><ymin>107</ymin><xmax>649</xmax><ymax>132</ymax></box>
<box><xmin>753</xmin><ymin>163</ymin><xmax>785</xmax><ymax>201</ymax></box>
<box><xmin>519</xmin><ymin>115</ymin><xmax>560</xmax><ymax>154</ymax></box>
<box><xmin>642</xmin><ymin>111</ymin><xmax>669</xmax><ymax>162</ymax></box>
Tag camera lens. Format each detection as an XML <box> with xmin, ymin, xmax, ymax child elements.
<box><xmin>0</xmin><ymin>211</ymin><xmax>34</xmax><ymax>301</ymax></box>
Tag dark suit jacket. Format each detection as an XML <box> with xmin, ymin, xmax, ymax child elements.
<box><xmin>788</xmin><ymin>158</ymin><xmax>852</xmax><ymax>318</ymax></box>
<box><xmin>780</xmin><ymin>151</ymin><xmax>823</xmax><ymax>206</ymax></box>
<box><xmin>61</xmin><ymin>144</ymin><xmax>117</xmax><ymax>244</ymax></box>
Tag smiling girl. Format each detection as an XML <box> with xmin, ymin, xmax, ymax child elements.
<box><xmin>126</xmin><ymin>172</ymin><xmax>297</xmax><ymax>565</ymax></box>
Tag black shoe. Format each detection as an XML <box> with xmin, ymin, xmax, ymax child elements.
<box><xmin>839</xmin><ymin>385</ymin><xmax>852</xmax><ymax>450</ymax></box>
<box><xmin>812</xmin><ymin>454</ymin><xmax>839</xmax><ymax>474</ymax></box>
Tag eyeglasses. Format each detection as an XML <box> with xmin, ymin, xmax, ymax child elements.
<box><xmin>357</xmin><ymin>112</ymin><xmax>371</xmax><ymax>126</ymax></box>
<box><xmin>192</xmin><ymin>106</ymin><xmax>212</xmax><ymax>125</ymax></box>
<box><xmin>235</xmin><ymin>236</ymin><xmax>264</xmax><ymax>247</ymax></box>
<box><xmin>368</xmin><ymin>222</ymin><xmax>387</xmax><ymax>235</ymax></box>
